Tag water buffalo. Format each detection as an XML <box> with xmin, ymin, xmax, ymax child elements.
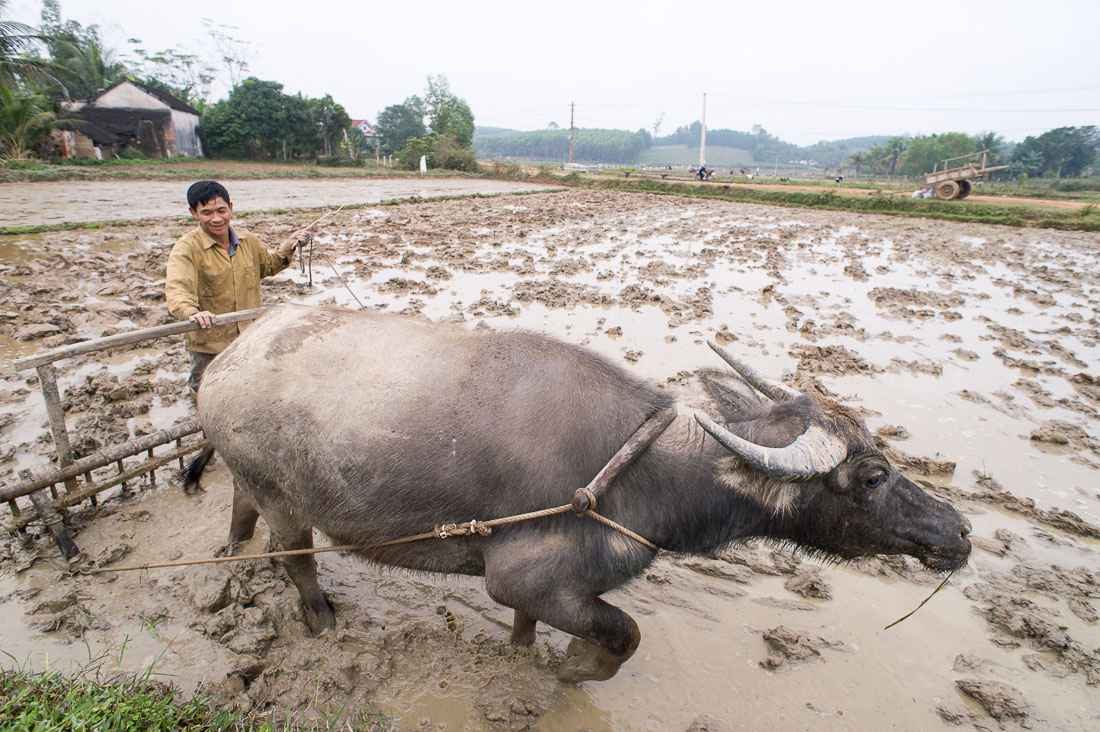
<box><xmin>197</xmin><ymin>304</ymin><xmax>971</xmax><ymax>682</ymax></box>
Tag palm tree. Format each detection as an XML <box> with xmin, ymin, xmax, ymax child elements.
<box><xmin>880</xmin><ymin>137</ymin><xmax>907</xmax><ymax>177</ymax></box>
<box><xmin>54</xmin><ymin>36</ymin><xmax>125</xmax><ymax>99</ymax></box>
<box><xmin>0</xmin><ymin>83</ymin><xmax>57</xmax><ymax>159</ymax></box>
<box><xmin>0</xmin><ymin>0</ymin><xmax>66</xmax><ymax>95</ymax></box>
<box><xmin>847</xmin><ymin>150</ymin><xmax>871</xmax><ymax>176</ymax></box>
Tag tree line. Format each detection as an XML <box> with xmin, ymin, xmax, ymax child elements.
<box><xmin>845</xmin><ymin>128</ymin><xmax>1099</xmax><ymax>180</ymax></box>
<box><xmin>1</xmin><ymin>0</ymin><xmax>478</xmax><ymax>169</ymax></box>
<box><xmin>473</xmin><ymin>128</ymin><xmax>652</xmax><ymax>165</ymax></box>
<box><xmin>473</xmin><ymin>116</ymin><xmax>1099</xmax><ymax>179</ymax></box>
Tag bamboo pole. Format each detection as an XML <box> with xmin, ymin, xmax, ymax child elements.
<box><xmin>35</xmin><ymin>364</ymin><xmax>80</xmax><ymax>496</ymax></box>
<box><xmin>27</xmin><ymin>490</ymin><xmax>80</xmax><ymax>560</ymax></box>
<box><xmin>6</xmin><ymin>440</ymin><xmax>204</xmax><ymax>531</ymax></box>
<box><xmin>0</xmin><ymin>419</ymin><xmax>202</xmax><ymax>502</ymax></box>
<box><xmin>13</xmin><ymin>308</ymin><xmax>267</xmax><ymax>372</ymax></box>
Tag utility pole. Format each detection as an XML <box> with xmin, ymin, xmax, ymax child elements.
<box><xmin>569</xmin><ymin>102</ymin><xmax>575</xmax><ymax>164</ymax></box>
<box><xmin>699</xmin><ymin>93</ymin><xmax>707</xmax><ymax>168</ymax></box>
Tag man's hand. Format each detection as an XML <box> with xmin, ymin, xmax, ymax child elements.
<box><xmin>277</xmin><ymin>229</ymin><xmax>312</xmax><ymax>258</ymax></box>
<box><xmin>189</xmin><ymin>311</ymin><xmax>217</xmax><ymax>329</ymax></box>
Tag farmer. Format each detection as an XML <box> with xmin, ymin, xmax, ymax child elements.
<box><xmin>165</xmin><ymin>180</ymin><xmax>310</xmax><ymax>394</ymax></box>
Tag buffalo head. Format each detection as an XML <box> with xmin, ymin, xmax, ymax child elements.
<box><xmin>695</xmin><ymin>341</ymin><xmax>971</xmax><ymax>572</ymax></box>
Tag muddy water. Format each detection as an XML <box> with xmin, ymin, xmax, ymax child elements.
<box><xmin>0</xmin><ymin>179</ymin><xmax>555</xmax><ymax>227</ymax></box>
<box><xmin>1</xmin><ymin>189</ymin><xmax>1098</xmax><ymax>731</ymax></box>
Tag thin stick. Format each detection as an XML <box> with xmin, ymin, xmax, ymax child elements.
<box><xmin>303</xmin><ymin>203</ymin><xmax>347</xmax><ymax>230</ymax></box>
<box><xmin>883</xmin><ymin>570</ymin><xmax>954</xmax><ymax>630</ymax></box>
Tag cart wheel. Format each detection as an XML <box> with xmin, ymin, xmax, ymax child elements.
<box><xmin>935</xmin><ymin>180</ymin><xmax>960</xmax><ymax>200</ymax></box>
<box><xmin>956</xmin><ymin>180</ymin><xmax>972</xmax><ymax>199</ymax></box>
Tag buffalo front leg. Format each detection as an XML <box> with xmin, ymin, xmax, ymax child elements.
<box><xmin>269</xmin><ymin>516</ymin><xmax>335</xmax><ymax>635</ymax></box>
<box><xmin>510</xmin><ymin>608</ymin><xmax>538</xmax><ymax>646</ymax></box>
<box><xmin>550</xmin><ymin>597</ymin><xmax>640</xmax><ymax>683</ymax></box>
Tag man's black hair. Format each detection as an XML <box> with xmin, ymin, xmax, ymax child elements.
<box><xmin>187</xmin><ymin>180</ymin><xmax>231</xmax><ymax>210</ymax></box>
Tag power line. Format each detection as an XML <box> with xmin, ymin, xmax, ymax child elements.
<box><xmin>708</xmin><ymin>93</ymin><xmax>1100</xmax><ymax>113</ymax></box>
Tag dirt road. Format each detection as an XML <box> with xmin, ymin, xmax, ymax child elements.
<box><xmin>0</xmin><ymin>178</ymin><xmax>555</xmax><ymax>228</ymax></box>
<box><xmin>639</xmin><ymin>175</ymin><xmax>1093</xmax><ymax>209</ymax></box>
<box><xmin>1</xmin><ymin>187</ymin><xmax>1098</xmax><ymax>731</ymax></box>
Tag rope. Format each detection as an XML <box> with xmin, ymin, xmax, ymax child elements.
<box><xmin>294</xmin><ymin>204</ymin><xmax>365</xmax><ymax>307</ymax></box>
<box><xmin>314</xmin><ymin>246</ymin><xmax>366</xmax><ymax>310</ymax></box>
<box><xmin>584</xmin><ymin>510</ymin><xmax>660</xmax><ymax>551</ymax></box>
<box><xmin>86</xmin><ymin>408</ymin><xmax>674</xmax><ymax>574</ymax></box>
<box><xmin>84</xmin><ymin>503</ymin><xmax>657</xmax><ymax>574</ymax></box>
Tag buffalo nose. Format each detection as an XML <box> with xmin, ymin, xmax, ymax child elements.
<box><xmin>959</xmin><ymin>517</ymin><xmax>972</xmax><ymax>539</ymax></box>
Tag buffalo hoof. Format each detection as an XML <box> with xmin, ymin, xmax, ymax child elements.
<box><xmin>304</xmin><ymin>597</ymin><xmax>336</xmax><ymax>636</ymax></box>
<box><xmin>556</xmin><ymin>638</ymin><xmax>631</xmax><ymax>683</ymax></box>
<box><xmin>214</xmin><ymin>541</ymin><xmax>242</xmax><ymax>558</ymax></box>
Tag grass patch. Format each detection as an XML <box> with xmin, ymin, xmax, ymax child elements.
<box><xmin>0</xmin><ymin>158</ymin><xmax>456</xmax><ymax>183</ymax></box>
<box><xmin>0</xmin><ymin>659</ymin><xmax>391</xmax><ymax>731</ymax></box>
<box><xmin>484</xmin><ymin>166</ymin><xmax>1100</xmax><ymax>231</ymax></box>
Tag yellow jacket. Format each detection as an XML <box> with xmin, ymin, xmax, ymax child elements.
<box><xmin>165</xmin><ymin>225</ymin><xmax>291</xmax><ymax>353</ymax></box>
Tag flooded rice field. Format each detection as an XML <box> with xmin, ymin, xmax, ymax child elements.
<box><xmin>0</xmin><ymin>178</ymin><xmax>555</xmax><ymax>227</ymax></box>
<box><xmin>1</xmin><ymin>187</ymin><xmax>1098</xmax><ymax>731</ymax></box>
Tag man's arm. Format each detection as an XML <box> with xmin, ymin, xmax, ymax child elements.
<box><xmin>165</xmin><ymin>241</ymin><xmax>216</xmax><ymax>328</ymax></box>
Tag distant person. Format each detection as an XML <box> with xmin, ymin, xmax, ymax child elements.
<box><xmin>165</xmin><ymin>180</ymin><xmax>311</xmax><ymax>394</ymax></box>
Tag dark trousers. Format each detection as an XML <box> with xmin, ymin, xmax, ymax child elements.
<box><xmin>188</xmin><ymin>351</ymin><xmax>217</xmax><ymax>395</ymax></box>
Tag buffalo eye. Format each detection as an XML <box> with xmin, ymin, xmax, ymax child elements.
<box><xmin>864</xmin><ymin>472</ymin><xmax>887</xmax><ymax>489</ymax></box>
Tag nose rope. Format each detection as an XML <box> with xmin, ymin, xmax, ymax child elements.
<box><xmin>294</xmin><ymin>205</ymin><xmax>365</xmax><ymax>309</ymax></box>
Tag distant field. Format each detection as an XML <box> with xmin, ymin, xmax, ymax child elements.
<box><xmin>638</xmin><ymin>145</ymin><xmax>755</xmax><ymax>167</ymax></box>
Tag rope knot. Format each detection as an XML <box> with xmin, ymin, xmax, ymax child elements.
<box><xmin>434</xmin><ymin>520</ymin><xmax>493</xmax><ymax>539</ymax></box>
<box><xmin>571</xmin><ymin>487</ymin><xmax>597</xmax><ymax>514</ymax></box>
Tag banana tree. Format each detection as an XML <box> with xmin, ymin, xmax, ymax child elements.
<box><xmin>0</xmin><ymin>83</ymin><xmax>57</xmax><ymax>159</ymax></box>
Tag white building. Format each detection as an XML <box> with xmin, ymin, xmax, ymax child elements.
<box><xmin>66</xmin><ymin>80</ymin><xmax>203</xmax><ymax>158</ymax></box>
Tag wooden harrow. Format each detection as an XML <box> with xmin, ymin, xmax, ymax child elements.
<box><xmin>4</xmin><ymin>308</ymin><xmax>266</xmax><ymax>560</ymax></box>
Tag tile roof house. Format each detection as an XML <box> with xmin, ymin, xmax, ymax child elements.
<box><xmin>62</xmin><ymin>79</ymin><xmax>203</xmax><ymax>159</ymax></box>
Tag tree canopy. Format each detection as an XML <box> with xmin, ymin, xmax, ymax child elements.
<box><xmin>376</xmin><ymin>97</ymin><xmax>426</xmax><ymax>155</ymax></box>
<box><xmin>202</xmin><ymin>78</ymin><xmax>318</xmax><ymax>159</ymax></box>
<box><xmin>1011</xmin><ymin>126</ymin><xmax>1098</xmax><ymax>178</ymax></box>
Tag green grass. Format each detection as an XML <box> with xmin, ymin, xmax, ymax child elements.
<box><xmin>0</xmin><ymin>158</ymin><xmax>427</xmax><ymax>183</ymax></box>
<box><xmin>0</xmin><ymin>661</ymin><xmax>391</xmax><ymax>731</ymax></box>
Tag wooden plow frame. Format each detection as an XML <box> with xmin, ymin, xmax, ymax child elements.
<box><xmin>4</xmin><ymin>307</ymin><xmax>266</xmax><ymax>560</ymax></box>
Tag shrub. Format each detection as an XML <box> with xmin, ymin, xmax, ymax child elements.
<box><xmin>431</xmin><ymin>134</ymin><xmax>478</xmax><ymax>172</ymax></box>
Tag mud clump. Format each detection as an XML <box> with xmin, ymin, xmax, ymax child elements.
<box><xmin>759</xmin><ymin>626</ymin><xmax>841</xmax><ymax>670</ymax></box>
<box><xmin>969</xmin><ymin>471</ymin><xmax>1100</xmax><ymax>540</ymax></box>
<box><xmin>954</xmin><ymin>679</ymin><xmax>1034</xmax><ymax>726</ymax></box>
<box><xmin>783</xmin><ymin>567</ymin><xmax>832</xmax><ymax>600</ymax></box>
<box><xmin>789</xmin><ymin>343</ymin><xmax>880</xmax><ymax>376</ymax></box>
<box><xmin>1029</xmin><ymin>420</ymin><xmax>1100</xmax><ymax>463</ymax></box>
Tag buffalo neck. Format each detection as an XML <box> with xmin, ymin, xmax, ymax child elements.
<box><xmin>617</xmin><ymin>415</ymin><xmax>782</xmax><ymax>555</ymax></box>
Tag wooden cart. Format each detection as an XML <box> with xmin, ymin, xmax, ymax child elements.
<box><xmin>923</xmin><ymin>150</ymin><xmax>1009</xmax><ymax>200</ymax></box>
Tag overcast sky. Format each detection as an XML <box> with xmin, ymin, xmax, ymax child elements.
<box><xmin>11</xmin><ymin>0</ymin><xmax>1100</xmax><ymax>145</ymax></box>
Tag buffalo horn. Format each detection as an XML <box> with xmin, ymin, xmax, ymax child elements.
<box><xmin>695</xmin><ymin>413</ymin><xmax>848</xmax><ymax>482</ymax></box>
<box><xmin>707</xmin><ymin>341</ymin><xmax>799</xmax><ymax>402</ymax></box>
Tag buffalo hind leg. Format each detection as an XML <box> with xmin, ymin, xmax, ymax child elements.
<box><xmin>228</xmin><ymin>480</ymin><xmax>259</xmax><ymax>543</ymax></box>
<box><xmin>510</xmin><ymin>609</ymin><xmax>538</xmax><ymax>646</ymax></box>
<box><xmin>268</xmin><ymin>514</ymin><xmax>335</xmax><ymax>635</ymax></box>
<box><xmin>549</xmin><ymin>597</ymin><xmax>640</xmax><ymax>683</ymax></box>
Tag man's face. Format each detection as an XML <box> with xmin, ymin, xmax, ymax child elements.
<box><xmin>190</xmin><ymin>196</ymin><xmax>233</xmax><ymax>240</ymax></box>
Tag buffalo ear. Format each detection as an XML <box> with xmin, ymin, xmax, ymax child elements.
<box><xmin>714</xmin><ymin>456</ymin><xmax>799</xmax><ymax>514</ymax></box>
<box><xmin>699</xmin><ymin>368</ymin><xmax>764</xmax><ymax>413</ymax></box>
